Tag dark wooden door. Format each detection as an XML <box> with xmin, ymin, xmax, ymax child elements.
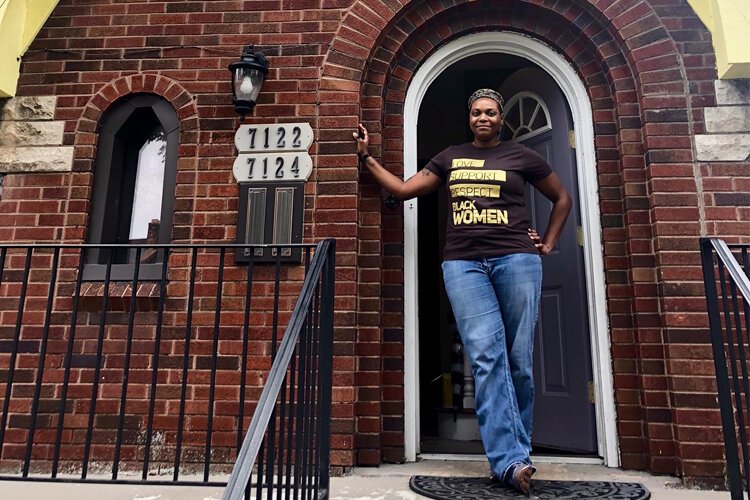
<box><xmin>500</xmin><ymin>68</ymin><xmax>597</xmax><ymax>453</ymax></box>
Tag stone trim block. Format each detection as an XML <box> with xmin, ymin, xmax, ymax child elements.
<box><xmin>715</xmin><ymin>79</ymin><xmax>750</xmax><ymax>106</ymax></box>
<box><xmin>0</xmin><ymin>146</ymin><xmax>74</xmax><ymax>173</ymax></box>
<box><xmin>0</xmin><ymin>96</ymin><xmax>56</xmax><ymax>121</ymax></box>
<box><xmin>0</xmin><ymin>96</ymin><xmax>67</xmax><ymax>173</ymax></box>
<box><xmin>695</xmin><ymin>134</ymin><xmax>750</xmax><ymax>161</ymax></box>
<box><xmin>0</xmin><ymin>121</ymin><xmax>65</xmax><ymax>146</ymax></box>
<box><xmin>705</xmin><ymin>105</ymin><xmax>750</xmax><ymax>133</ymax></box>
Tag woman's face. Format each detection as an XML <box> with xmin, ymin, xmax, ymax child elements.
<box><xmin>469</xmin><ymin>97</ymin><xmax>503</xmax><ymax>141</ymax></box>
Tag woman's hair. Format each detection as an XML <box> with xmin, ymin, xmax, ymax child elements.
<box><xmin>467</xmin><ymin>89</ymin><xmax>504</xmax><ymax>111</ymax></box>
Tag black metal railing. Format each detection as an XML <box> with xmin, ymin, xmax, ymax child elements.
<box><xmin>701</xmin><ymin>238</ymin><xmax>750</xmax><ymax>499</ymax></box>
<box><xmin>0</xmin><ymin>240</ymin><xmax>335</xmax><ymax>491</ymax></box>
<box><xmin>222</xmin><ymin>238</ymin><xmax>334</xmax><ymax>500</ymax></box>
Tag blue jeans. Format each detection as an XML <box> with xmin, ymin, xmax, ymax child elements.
<box><xmin>441</xmin><ymin>253</ymin><xmax>542</xmax><ymax>479</ymax></box>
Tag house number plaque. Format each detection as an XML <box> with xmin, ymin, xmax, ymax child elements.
<box><xmin>233</xmin><ymin>122</ymin><xmax>313</xmax><ymax>183</ymax></box>
<box><xmin>234</xmin><ymin>123</ymin><xmax>313</xmax><ymax>153</ymax></box>
<box><xmin>232</xmin><ymin>152</ymin><xmax>313</xmax><ymax>182</ymax></box>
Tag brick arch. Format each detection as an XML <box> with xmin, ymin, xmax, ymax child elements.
<box><xmin>323</xmin><ymin>0</ymin><xmax>687</xmax><ymax>93</ymax></box>
<box><xmin>363</xmin><ymin>12</ymin><xmax>645</xmax><ymax>470</ymax></box>
<box><xmin>74</xmin><ymin>74</ymin><xmax>199</xmax><ymax>170</ymax></box>
<box><xmin>65</xmin><ymin>74</ymin><xmax>200</xmax><ymax>243</ymax></box>
<box><xmin>319</xmin><ymin>0</ymin><xmax>695</xmax><ymax>475</ymax></box>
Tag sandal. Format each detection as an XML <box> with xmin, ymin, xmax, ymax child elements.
<box><xmin>506</xmin><ymin>463</ymin><xmax>534</xmax><ymax>497</ymax></box>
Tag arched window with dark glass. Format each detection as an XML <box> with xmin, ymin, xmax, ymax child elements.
<box><xmin>85</xmin><ymin>94</ymin><xmax>179</xmax><ymax>280</ymax></box>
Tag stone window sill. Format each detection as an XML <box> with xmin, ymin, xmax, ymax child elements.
<box><xmin>79</xmin><ymin>282</ymin><xmax>161</xmax><ymax>312</ymax></box>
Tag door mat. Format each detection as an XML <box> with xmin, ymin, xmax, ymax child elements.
<box><xmin>409</xmin><ymin>475</ymin><xmax>650</xmax><ymax>499</ymax></box>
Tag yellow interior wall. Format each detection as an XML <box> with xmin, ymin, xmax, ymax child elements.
<box><xmin>688</xmin><ymin>0</ymin><xmax>711</xmax><ymax>23</ymax></box>
<box><xmin>0</xmin><ymin>0</ymin><xmax>25</xmax><ymax>97</ymax></box>
<box><xmin>21</xmin><ymin>0</ymin><xmax>59</xmax><ymax>53</ymax></box>
<box><xmin>0</xmin><ymin>0</ymin><xmax>59</xmax><ymax>97</ymax></box>
<box><xmin>688</xmin><ymin>0</ymin><xmax>750</xmax><ymax>79</ymax></box>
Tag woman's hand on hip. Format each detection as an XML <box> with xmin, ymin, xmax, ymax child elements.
<box><xmin>528</xmin><ymin>228</ymin><xmax>552</xmax><ymax>256</ymax></box>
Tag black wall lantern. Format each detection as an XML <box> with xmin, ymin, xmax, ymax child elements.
<box><xmin>229</xmin><ymin>46</ymin><xmax>268</xmax><ymax>120</ymax></box>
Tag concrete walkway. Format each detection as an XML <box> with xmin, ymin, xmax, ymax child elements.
<box><xmin>330</xmin><ymin>459</ymin><xmax>728</xmax><ymax>499</ymax></box>
<box><xmin>0</xmin><ymin>458</ymin><xmax>729</xmax><ymax>499</ymax></box>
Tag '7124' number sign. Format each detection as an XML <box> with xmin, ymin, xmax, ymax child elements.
<box><xmin>232</xmin><ymin>152</ymin><xmax>313</xmax><ymax>182</ymax></box>
<box><xmin>234</xmin><ymin>123</ymin><xmax>313</xmax><ymax>153</ymax></box>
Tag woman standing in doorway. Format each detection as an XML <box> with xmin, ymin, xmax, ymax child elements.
<box><xmin>354</xmin><ymin>89</ymin><xmax>572</xmax><ymax>496</ymax></box>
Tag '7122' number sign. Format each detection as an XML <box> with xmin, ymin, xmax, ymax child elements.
<box><xmin>234</xmin><ymin>123</ymin><xmax>313</xmax><ymax>153</ymax></box>
<box><xmin>232</xmin><ymin>152</ymin><xmax>313</xmax><ymax>183</ymax></box>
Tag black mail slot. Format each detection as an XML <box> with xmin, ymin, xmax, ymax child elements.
<box><xmin>235</xmin><ymin>181</ymin><xmax>304</xmax><ymax>264</ymax></box>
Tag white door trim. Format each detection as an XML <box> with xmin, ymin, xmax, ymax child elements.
<box><xmin>402</xmin><ymin>31</ymin><xmax>619</xmax><ymax>467</ymax></box>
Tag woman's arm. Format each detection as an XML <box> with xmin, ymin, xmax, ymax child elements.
<box><xmin>529</xmin><ymin>172</ymin><xmax>572</xmax><ymax>255</ymax></box>
<box><xmin>354</xmin><ymin>124</ymin><xmax>442</xmax><ymax>200</ymax></box>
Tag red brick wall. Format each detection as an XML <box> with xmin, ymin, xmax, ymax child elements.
<box><xmin>0</xmin><ymin>0</ymin><xmax>744</xmax><ymax>487</ymax></box>
<box><xmin>318</xmin><ymin>0</ymin><xmax>736</xmax><ymax>486</ymax></box>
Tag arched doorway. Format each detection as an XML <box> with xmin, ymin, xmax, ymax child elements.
<box><xmin>402</xmin><ymin>31</ymin><xmax>618</xmax><ymax>466</ymax></box>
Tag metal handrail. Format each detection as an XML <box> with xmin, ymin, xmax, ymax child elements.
<box><xmin>222</xmin><ymin>238</ymin><xmax>335</xmax><ymax>500</ymax></box>
<box><xmin>0</xmin><ymin>243</ymin><xmax>319</xmax><ymax>249</ymax></box>
<box><xmin>0</xmin><ymin>240</ymin><xmax>327</xmax><ymax>486</ymax></box>
<box><xmin>710</xmin><ymin>239</ymin><xmax>750</xmax><ymax>301</ymax></box>
<box><xmin>701</xmin><ymin>237</ymin><xmax>750</xmax><ymax>499</ymax></box>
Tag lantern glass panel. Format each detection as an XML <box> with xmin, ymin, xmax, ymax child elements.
<box><xmin>233</xmin><ymin>67</ymin><xmax>264</xmax><ymax>102</ymax></box>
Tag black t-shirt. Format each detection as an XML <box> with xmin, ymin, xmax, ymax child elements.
<box><xmin>424</xmin><ymin>141</ymin><xmax>553</xmax><ymax>261</ymax></box>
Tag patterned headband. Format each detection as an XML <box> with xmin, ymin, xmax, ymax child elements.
<box><xmin>468</xmin><ymin>89</ymin><xmax>505</xmax><ymax>111</ymax></box>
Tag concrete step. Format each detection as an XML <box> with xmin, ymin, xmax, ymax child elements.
<box><xmin>0</xmin><ymin>480</ymin><xmax>224</xmax><ymax>500</ymax></box>
<box><xmin>330</xmin><ymin>459</ymin><xmax>728</xmax><ymax>500</ymax></box>
<box><xmin>0</xmin><ymin>459</ymin><xmax>729</xmax><ymax>499</ymax></box>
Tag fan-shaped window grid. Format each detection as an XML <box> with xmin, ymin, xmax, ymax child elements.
<box><xmin>85</xmin><ymin>94</ymin><xmax>180</xmax><ymax>281</ymax></box>
<box><xmin>500</xmin><ymin>92</ymin><xmax>552</xmax><ymax>143</ymax></box>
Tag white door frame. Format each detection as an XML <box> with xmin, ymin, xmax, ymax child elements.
<box><xmin>402</xmin><ymin>31</ymin><xmax>620</xmax><ymax>467</ymax></box>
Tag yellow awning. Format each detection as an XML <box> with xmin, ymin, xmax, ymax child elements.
<box><xmin>0</xmin><ymin>0</ymin><xmax>59</xmax><ymax>97</ymax></box>
<box><xmin>688</xmin><ymin>0</ymin><xmax>750</xmax><ymax>79</ymax></box>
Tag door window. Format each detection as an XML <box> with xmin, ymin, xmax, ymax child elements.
<box><xmin>500</xmin><ymin>91</ymin><xmax>552</xmax><ymax>142</ymax></box>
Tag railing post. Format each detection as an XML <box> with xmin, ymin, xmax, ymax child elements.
<box><xmin>317</xmin><ymin>240</ymin><xmax>336</xmax><ymax>496</ymax></box>
<box><xmin>700</xmin><ymin>238</ymin><xmax>743</xmax><ymax>499</ymax></box>
<box><xmin>0</xmin><ymin>248</ymin><xmax>32</xmax><ymax>460</ymax></box>
<box><xmin>23</xmin><ymin>247</ymin><xmax>60</xmax><ymax>477</ymax></box>
<box><xmin>52</xmin><ymin>246</ymin><xmax>87</xmax><ymax>478</ymax></box>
